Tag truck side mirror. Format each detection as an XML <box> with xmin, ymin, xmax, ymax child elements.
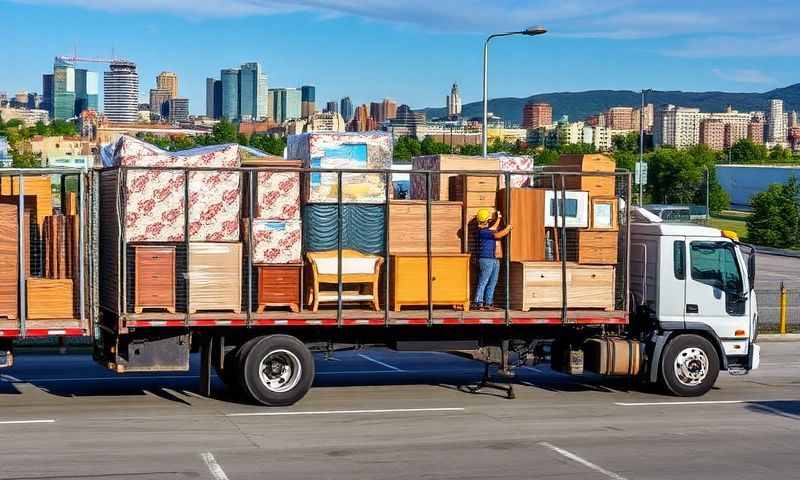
<box><xmin>748</xmin><ymin>251</ymin><xmax>756</xmax><ymax>292</ymax></box>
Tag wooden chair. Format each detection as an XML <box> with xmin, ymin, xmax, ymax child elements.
<box><xmin>306</xmin><ymin>249</ymin><xmax>384</xmax><ymax>312</ymax></box>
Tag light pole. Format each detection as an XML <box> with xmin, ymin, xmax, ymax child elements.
<box><xmin>483</xmin><ymin>26</ymin><xmax>547</xmax><ymax>157</ymax></box>
<box><xmin>704</xmin><ymin>165</ymin><xmax>710</xmax><ymax>224</ymax></box>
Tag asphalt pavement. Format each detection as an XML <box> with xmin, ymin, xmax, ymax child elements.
<box><xmin>0</xmin><ymin>343</ymin><xmax>799</xmax><ymax>480</ymax></box>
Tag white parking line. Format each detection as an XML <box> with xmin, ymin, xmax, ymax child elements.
<box><xmin>226</xmin><ymin>407</ymin><xmax>465</xmax><ymax>417</ymax></box>
<box><xmin>201</xmin><ymin>452</ymin><xmax>229</xmax><ymax>480</ymax></box>
<box><xmin>357</xmin><ymin>354</ymin><xmax>405</xmax><ymax>372</ymax></box>
<box><xmin>0</xmin><ymin>419</ymin><xmax>55</xmax><ymax>425</ymax></box>
<box><xmin>539</xmin><ymin>442</ymin><xmax>628</xmax><ymax>480</ymax></box>
<box><xmin>615</xmin><ymin>400</ymin><xmax>748</xmax><ymax>406</ymax></box>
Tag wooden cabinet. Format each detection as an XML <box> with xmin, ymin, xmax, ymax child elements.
<box><xmin>188</xmin><ymin>243</ymin><xmax>242</xmax><ymax>314</ymax></box>
<box><xmin>391</xmin><ymin>253</ymin><xmax>470</xmax><ymax>311</ymax></box>
<box><xmin>577</xmin><ymin>230</ymin><xmax>619</xmax><ymax>265</ymax></box>
<box><xmin>0</xmin><ymin>204</ymin><xmax>17</xmax><ymax>320</ymax></box>
<box><xmin>258</xmin><ymin>264</ymin><xmax>301</xmax><ymax>313</ymax></box>
<box><xmin>134</xmin><ymin>246</ymin><xmax>176</xmax><ymax>313</ymax></box>
<box><xmin>498</xmin><ymin>188</ymin><xmax>546</xmax><ymax>262</ymax></box>
<box><xmin>543</xmin><ymin>154</ymin><xmax>616</xmax><ymax>198</ymax></box>
<box><xmin>388</xmin><ymin>201</ymin><xmax>462</xmax><ymax>254</ymax></box>
<box><xmin>411</xmin><ymin>155</ymin><xmax>500</xmax><ymax>200</ymax></box>
<box><xmin>27</xmin><ymin>278</ymin><xmax>74</xmax><ymax>319</ymax></box>
<box><xmin>509</xmin><ymin>262</ymin><xmax>614</xmax><ymax>311</ymax></box>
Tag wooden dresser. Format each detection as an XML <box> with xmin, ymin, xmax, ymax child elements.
<box><xmin>509</xmin><ymin>262</ymin><xmax>615</xmax><ymax>311</ymax></box>
<box><xmin>27</xmin><ymin>278</ymin><xmax>74</xmax><ymax>319</ymax></box>
<box><xmin>577</xmin><ymin>230</ymin><xmax>619</xmax><ymax>265</ymax></box>
<box><xmin>0</xmin><ymin>203</ymin><xmax>17</xmax><ymax>319</ymax></box>
<box><xmin>188</xmin><ymin>243</ymin><xmax>242</xmax><ymax>314</ymax></box>
<box><xmin>391</xmin><ymin>253</ymin><xmax>470</xmax><ymax>311</ymax></box>
<box><xmin>134</xmin><ymin>245</ymin><xmax>176</xmax><ymax>313</ymax></box>
<box><xmin>258</xmin><ymin>264</ymin><xmax>301</xmax><ymax>313</ymax></box>
<box><xmin>388</xmin><ymin>201</ymin><xmax>462</xmax><ymax>254</ymax></box>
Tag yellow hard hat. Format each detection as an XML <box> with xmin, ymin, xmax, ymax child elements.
<box><xmin>476</xmin><ymin>208</ymin><xmax>492</xmax><ymax>223</ymax></box>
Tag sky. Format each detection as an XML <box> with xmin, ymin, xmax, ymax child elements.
<box><xmin>1</xmin><ymin>0</ymin><xmax>798</xmax><ymax>115</ymax></box>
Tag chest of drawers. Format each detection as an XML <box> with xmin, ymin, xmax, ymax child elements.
<box><xmin>257</xmin><ymin>264</ymin><xmax>302</xmax><ymax>313</ymax></box>
<box><xmin>134</xmin><ymin>245</ymin><xmax>176</xmax><ymax>313</ymax></box>
<box><xmin>509</xmin><ymin>261</ymin><xmax>615</xmax><ymax>311</ymax></box>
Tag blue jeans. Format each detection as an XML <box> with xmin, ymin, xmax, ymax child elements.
<box><xmin>474</xmin><ymin>258</ymin><xmax>500</xmax><ymax>306</ymax></box>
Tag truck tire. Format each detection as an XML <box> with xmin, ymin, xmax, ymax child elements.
<box><xmin>660</xmin><ymin>334</ymin><xmax>720</xmax><ymax>397</ymax></box>
<box><xmin>233</xmin><ymin>336</ymin><xmax>266</xmax><ymax>401</ymax></box>
<box><xmin>241</xmin><ymin>335</ymin><xmax>315</xmax><ymax>406</ymax></box>
<box><xmin>215</xmin><ymin>346</ymin><xmax>241</xmax><ymax>394</ymax></box>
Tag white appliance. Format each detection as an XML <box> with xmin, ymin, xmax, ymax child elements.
<box><xmin>544</xmin><ymin>190</ymin><xmax>589</xmax><ymax>228</ymax></box>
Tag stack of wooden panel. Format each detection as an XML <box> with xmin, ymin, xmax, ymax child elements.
<box><xmin>0</xmin><ymin>204</ymin><xmax>18</xmax><ymax>320</ymax></box>
<box><xmin>28</xmin><ymin>214</ymin><xmax>76</xmax><ymax>319</ymax></box>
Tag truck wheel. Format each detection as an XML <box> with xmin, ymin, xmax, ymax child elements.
<box><xmin>660</xmin><ymin>334</ymin><xmax>720</xmax><ymax>397</ymax></box>
<box><xmin>214</xmin><ymin>346</ymin><xmax>241</xmax><ymax>393</ymax></box>
<box><xmin>241</xmin><ymin>335</ymin><xmax>314</xmax><ymax>406</ymax></box>
<box><xmin>233</xmin><ymin>336</ymin><xmax>266</xmax><ymax>401</ymax></box>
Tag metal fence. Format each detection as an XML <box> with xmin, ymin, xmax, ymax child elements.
<box><xmin>756</xmin><ymin>288</ymin><xmax>800</xmax><ymax>332</ymax></box>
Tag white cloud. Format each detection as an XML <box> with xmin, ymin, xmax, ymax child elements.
<box><xmin>711</xmin><ymin>68</ymin><xmax>774</xmax><ymax>84</ymax></box>
<box><xmin>665</xmin><ymin>35</ymin><xmax>800</xmax><ymax>58</ymax></box>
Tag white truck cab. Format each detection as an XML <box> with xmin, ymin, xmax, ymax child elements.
<box><xmin>630</xmin><ymin>212</ymin><xmax>759</xmax><ymax>396</ymax></box>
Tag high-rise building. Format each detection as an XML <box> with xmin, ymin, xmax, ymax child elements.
<box><xmin>789</xmin><ymin>111</ymin><xmax>799</xmax><ymax>129</ymax></box>
<box><xmin>767</xmin><ymin>99</ymin><xmax>787</xmax><ymax>144</ymax></box>
<box><xmin>446</xmin><ymin>82</ymin><xmax>461</xmax><ymax>119</ymax></box>
<box><xmin>41</xmin><ymin>73</ymin><xmax>53</xmax><ymax>117</ymax></box>
<box><xmin>300</xmin><ymin>85</ymin><xmax>316</xmax><ymax>118</ymax></box>
<box><xmin>167</xmin><ymin>97</ymin><xmax>189</xmax><ymax>123</ymax></box>
<box><xmin>370</xmin><ymin>102</ymin><xmax>382</xmax><ymax>123</ymax></box>
<box><xmin>340</xmin><ymin>97</ymin><xmax>353</xmax><ymax>122</ymax></box>
<box><xmin>522</xmin><ymin>102</ymin><xmax>552</xmax><ymax>129</ymax></box>
<box><xmin>74</xmin><ymin>69</ymin><xmax>98</xmax><ymax>114</ymax></box>
<box><xmin>631</xmin><ymin>104</ymin><xmax>654</xmax><ymax>132</ymax></box>
<box><xmin>220</xmin><ymin>68</ymin><xmax>240</xmax><ymax>120</ymax></box>
<box><xmin>239</xmin><ymin>62</ymin><xmax>268</xmax><ymax>121</ymax></box>
<box><xmin>353</xmin><ymin>104</ymin><xmax>375</xmax><ymax>132</ymax></box>
<box><xmin>653</xmin><ymin>105</ymin><xmax>709</xmax><ymax>149</ymax></box>
<box><xmin>382</xmin><ymin>99</ymin><xmax>397</xmax><ymax>122</ymax></box>
<box><xmin>149</xmin><ymin>88</ymin><xmax>171</xmax><ymax>118</ymax></box>
<box><xmin>748</xmin><ymin>119</ymin><xmax>765</xmax><ymax>145</ymax></box>
<box><xmin>156</xmin><ymin>71</ymin><xmax>178</xmax><ymax>98</ymax></box>
<box><xmin>103</xmin><ymin>61</ymin><xmax>139</xmax><ymax>124</ymax></box>
<box><xmin>388</xmin><ymin>104</ymin><xmax>427</xmax><ymax>139</ymax></box>
<box><xmin>213</xmin><ymin>80</ymin><xmax>222</xmax><ymax>119</ymax></box>
<box><xmin>27</xmin><ymin>93</ymin><xmax>41</xmax><ymax>110</ymax></box>
<box><xmin>325</xmin><ymin>101</ymin><xmax>338</xmax><ymax>113</ymax></box>
<box><xmin>269</xmin><ymin>88</ymin><xmax>301</xmax><ymax>124</ymax></box>
<box><xmin>699</xmin><ymin>119</ymin><xmax>725</xmax><ymax>150</ymax></box>
<box><xmin>53</xmin><ymin>58</ymin><xmax>76</xmax><ymax>121</ymax></box>
<box><xmin>205</xmin><ymin>78</ymin><xmax>216</xmax><ymax>118</ymax></box>
<box><xmin>605</xmin><ymin>106</ymin><xmax>634</xmax><ymax>130</ymax></box>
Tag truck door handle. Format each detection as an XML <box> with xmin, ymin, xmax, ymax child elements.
<box><xmin>686</xmin><ymin>304</ymin><xmax>699</xmax><ymax>314</ymax></box>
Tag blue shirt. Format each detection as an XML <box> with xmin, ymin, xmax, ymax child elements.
<box><xmin>477</xmin><ymin>227</ymin><xmax>496</xmax><ymax>259</ymax></box>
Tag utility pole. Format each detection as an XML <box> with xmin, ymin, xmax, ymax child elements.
<box><xmin>638</xmin><ymin>89</ymin><xmax>645</xmax><ymax>205</ymax></box>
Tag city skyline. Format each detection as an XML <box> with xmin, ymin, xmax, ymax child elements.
<box><xmin>1</xmin><ymin>0</ymin><xmax>798</xmax><ymax>115</ymax></box>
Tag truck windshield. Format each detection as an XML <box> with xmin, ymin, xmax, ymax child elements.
<box><xmin>690</xmin><ymin>241</ymin><xmax>743</xmax><ymax>294</ymax></box>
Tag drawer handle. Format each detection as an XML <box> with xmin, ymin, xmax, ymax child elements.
<box><xmin>151</xmin><ymin>256</ymin><xmax>160</xmax><ymax>260</ymax></box>
<box><xmin>540</xmin><ymin>274</ymin><xmax>545</xmax><ymax>278</ymax></box>
<box><xmin>592</xmin><ymin>274</ymin><xmax>596</xmax><ymax>278</ymax></box>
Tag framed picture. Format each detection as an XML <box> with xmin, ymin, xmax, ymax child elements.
<box><xmin>591</xmin><ymin>197</ymin><xmax>618</xmax><ymax>230</ymax></box>
<box><xmin>544</xmin><ymin>190</ymin><xmax>589</xmax><ymax>228</ymax></box>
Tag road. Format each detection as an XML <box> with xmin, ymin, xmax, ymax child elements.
<box><xmin>0</xmin><ymin>343</ymin><xmax>799</xmax><ymax>480</ymax></box>
<box><xmin>755</xmin><ymin>252</ymin><xmax>800</xmax><ymax>290</ymax></box>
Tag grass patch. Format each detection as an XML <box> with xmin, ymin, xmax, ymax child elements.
<box><xmin>708</xmin><ymin>215</ymin><xmax>749</xmax><ymax>241</ymax></box>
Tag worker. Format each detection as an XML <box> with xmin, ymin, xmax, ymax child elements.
<box><xmin>473</xmin><ymin>208</ymin><xmax>512</xmax><ymax>311</ymax></box>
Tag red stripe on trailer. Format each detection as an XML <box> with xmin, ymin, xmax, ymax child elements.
<box><xmin>189</xmin><ymin>319</ymin><xmax>247</xmax><ymax>327</ymax></box>
<box><xmin>0</xmin><ymin>329</ymin><xmax>20</xmax><ymax>337</ymax></box>
<box><xmin>342</xmin><ymin>318</ymin><xmax>385</xmax><ymax>326</ymax></box>
<box><xmin>0</xmin><ymin>328</ymin><xmax>85</xmax><ymax>337</ymax></box>
<box><xmin>126</xmin><ymin>320</ymin><xmax>186</xmax><ymax>328</ymax></box>
<box><xmin>511</xmin><ymin>317</ymin><xmax>562</xmax><ymax>325</ymax></box>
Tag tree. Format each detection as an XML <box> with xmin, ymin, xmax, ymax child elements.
<box><xmin>746</xmin><ymin>176</ymin><xmax>800</xmax><ymax>248</ymax></box>
<box><xmin>249</xmin><ymin>135</ymin><xmax>286</xmax><ymax>156</ymax></box>
<box><xmin>420</xmin><ymin>136</ymin><xmax>452</xmax><ymax>155</ymax></box>
<box><xmin>768</xmin><ymin>145</ymin><xmax>792</xmax><ymax>163</ymax></box>
<box><xmin>392</xmin><ymin>136</ymin><xmax>421</xmax><ymax>161</ymax></box>
<box><xmin>212</xmin><ymin>118</ymin><xmax>238</xmax><ymax>143</ymax></box>
<box><xmin>647</xmin><ymin>145</ymin><xmax>729</xmax><ymax>212</ymax></box>
<box><xmin>612</xmin><ymin>131</ymin><xmax>640</xmax><ymax>153</ymax></box>
<box><xmin>729</xmin><ymin>139</ymin><xmax>768</xmax><ymax>164</ymax></box>
<box><xmin>457</xmin><ymin>143</ymin><xmax>481</xmax><ymax>156</ymax></box>
<box><xmin>10</xmin><ymin>149</ymin><xmax>41</xmax><ymax>168</ymax></box>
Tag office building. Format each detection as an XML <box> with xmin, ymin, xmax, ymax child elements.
<box><xmin>748</xmin><ymin>120</ymin><xmax>765</xmax><ymax>145</ymax></box>
<box><xmin>382</xmin><ymin>99</ymin><xmax>398</xmax><ymax>122</ymax></box>
<box><xmin>352</xmin><ymin>104</ymin><xmax>376</xmax><ymax>132</ymax></box>
<box><xmin>269</xmin><ymin>88</ymin><xmax>301</xmax><ymax>124</ymax></box>
<box><xmin>767</xmin><ymin>99</ymin><xmax>787</xmax><ymax>144</ymax></box>
<box><xmin>0</xmin><ymin>107</ymin><xmax>50</xmax><ymax>126</ymax></box>
<box><xmin>74</xmin><ymin>69</ymin><xmax>98</xmax><ymax>114</ymax></box>
<box><xmin>53</xmin><ymin>58</ymin><xmax>76</xmax><ymax>120</ymax></box>
<box><xmin>446</xmin><ymin>82</ymin><xmax>461</xmax><ymax>119</ymax></box>
<box><xmin>288</xmin><ymin>111</ymin><xmax>346</xmax><ymax>133</ymax></box>
<box><xmin>325</xmin><ymin>101</ymin><xmax>338</xmax><ymax>113</ymax></box>
<box><xmin>239</xmin><ymin>62</ymin><xmax>268</xmax><ymax>121</ymax></box>
<box><xmin>789</xmin><ymin>111</ymin><xmax>798</xmax><ymax>129</ymax></box>
<box><xmin>340</xmin><ymin>97</ymin><xmax>353</xmax><ymax>122</ymax></box>
<box><xmin>699</xmin><ymin>119</ymin><xmax>725</xmax><ymax>150</ymax></box>
<box><xmin>653</xmin><ymin>105</ymin><xmax>709</xmax><ymax>149</ymax></box>
<box><xmin>522</xmin><ymin>102</ymin><xmax>552</xmax><ymax>129</ymax></box>
<box><xmin>370</xmin><ymin>102</ymin><xmax>382</xmax><ymax>123</ymax></box>
<box><xmin>220</xmin><ymin>68</ymin><xmax>240</xmax><ymax>120</ymax></box>
<box><xmin>167</xmin><ymin>97</ymin><xmax>189</xmax><ymax>123</ymax></box>
<box><xmin>300</xmin><ymin>85</ymin><xmax>316</xmax><ymax>118</ymax></box>
<box><xmin>156</xmin><ymin>71</ymin><xmax>178</xmax><ymax>98</ymax></box>
<box><xmin>41</xmin><ymin>74</ymin><xmax>53</xmax><ymax>117</ymax></box>
<box><xmin>103</xmin><ymin>61</ymin><xmax>139</xmax><ymax>124</ymax></box>
<box><xmin>604</xmin><ymin>106</ymin><xmax>634</xmax><ymax>130</ymax></box>
<box><xmin>388</xmin><ymin>104</ymin><xmax>426</xmax><ymax>139</ymax></box>
<box><xmin>149</xmin><ymin>88</ymin><xmax>171</xmax><ymax>118</ymax></box>
<box><xmin>205</xmin><ymin>78</ymin><xmax>216</xmax><ymax>118</ymax></box>
<box><xmin>27</xmin><ymin>93</ymin><xmax>41</xmax><ymax>110</ymax></box>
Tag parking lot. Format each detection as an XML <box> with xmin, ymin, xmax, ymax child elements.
<box><xmin>0</xmin><ymin>342</ymin><xmax>799</xmax><ymax>480</ymax></box>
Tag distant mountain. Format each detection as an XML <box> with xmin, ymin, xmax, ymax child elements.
<box><xmin>421</xmin><ymin>84</ymin><xmax>800</xmax><ymax>125</ymax></box>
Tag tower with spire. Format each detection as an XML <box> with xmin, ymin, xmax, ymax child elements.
<box><xmin>446</xmin><ymin>82</ymin><xmax>461</xmax><ymax>119</ymax></box>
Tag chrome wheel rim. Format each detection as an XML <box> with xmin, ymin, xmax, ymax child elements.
<box><xmin>674</xmin><ymin>347</ymin><xmax>709</xmax><ymax>387</ymax></box>
<box><xmin>258</xmin><ymin>349</ymin><xmax>302</xmax><ymax>393</ymax></box>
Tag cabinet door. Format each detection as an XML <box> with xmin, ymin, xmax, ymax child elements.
<box><xmin>393</xmin><ymin>257</ymin><xmax>428</xmax><ymax>303</ymax></box>
<box><xmin>431</xmin><ymin>257</ymin><xmax>468</xmax><ymax>302</ymax></box>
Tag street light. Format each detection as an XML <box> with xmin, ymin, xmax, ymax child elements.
<box><xmin>482</xmin><ymin>26</ymin><xmax>547</xmax><ymax>157</ymax></box>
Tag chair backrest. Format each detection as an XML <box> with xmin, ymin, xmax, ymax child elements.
<box><xmin>307</xmin><ymin>249</ymin><xmax>378</xmax><ymax>275</ymax></box>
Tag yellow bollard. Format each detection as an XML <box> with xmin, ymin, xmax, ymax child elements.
<box><xmin>779</xmin><ymin>282</ymin><xmax>788</xmax><ymax>335</ymax></box>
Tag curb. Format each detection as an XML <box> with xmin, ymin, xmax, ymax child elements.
<box><xmin>754</xmin><ymin>246</ymin><xmax>800</xmax><ymax>259</ymax></box>
<box><xmin>758</xmin><ymin>333</ymin><xmax>800</xmax><ymax>342</ymax></box>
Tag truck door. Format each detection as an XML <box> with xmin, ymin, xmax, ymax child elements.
<box><xmin>684</xmin><ymin>239</ymin><xmax>749</xmax><ymax>351</ymax></box>
<box><xmin>657</xmin><ymin>236</ymin><xmax>687</xmax><ymax>328</ymax></box>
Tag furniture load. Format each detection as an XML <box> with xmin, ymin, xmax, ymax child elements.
<box><xmin>257</xmin><ymin>264</ymin><xmax>302</xmax><ymax>313</ymax></box>
<box><xmin>134</xmin><ymin>245</ymin><xmax>176</xmax><ymax>313</ymax></box>
<box><xmin>388</xmin><ymin>201</ymin><xmax>462</xmax><ymax>254</ymax></box>
<box><xmin>498</xmin><ymin>188</ymin><xmax>546</xmax><ymax>262</ymax></box>
<box><xmin>302</xmin><ymin>204</ymin><xmax>385</xmax><ymax>255</ymax></box>
<box><xmin>27</xmin><ymin>278</ymin><xmax>74</xmax><ymax>319</ymax></box>
<box><xmin>187</xmin><ymin>242</ymin><xmax>242</xmax><ymax>314</ymax></box>
<box><xmin>390</xmin><ymin>253</ymin><xmax>470</xmax><ymax>312</ymax></box>
<box><xmin>306</xmin><ymin>249</ymin><xmax>383</xmax><ymax>312</ymax></box>
<box><xmin>0</xmin><ymin>176</ymin><xmax>52</xmax><ymax>227</ymax></box>
<box><xmin>410</xmin><ymin>155</ymin><xmax>500</xmax><ymax>200</ymax></box>
<box><xmin>0</xmin><ymin>203</ymin><xmax>18</xmax><ymax>319</ymax></box>
<box><xmin>449</xmin><ymin>175</ymin><xmax>499</xmax><ymax>255</ymax></box>
<box><xmin>509</xmin><ymin>261</ymin><xmax>614</xmax><ymax>311</ymax></box>
<box><xmin>577</xmin><ymin>230</ymin><xmax>619</xmax><ymax>265</ymax></box>
<box><xmin>544</xmin><ymin>154</ymin><xmax>616</xmax><ymax>198</ymax></box>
